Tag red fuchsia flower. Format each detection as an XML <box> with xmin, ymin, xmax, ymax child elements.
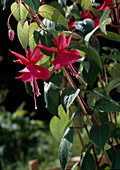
<box><xmin>96</xmin><ymin>0</ymin><xmax>113</xmax><ymax>11</ymax></box>
<box><xmin>10</xmin><ymin>42</ymin><xmax>51</xmax><ymax>109</ymax></box>
<box><xmin>39</xmin><ymin>32</ymin><xmax>87</xmax><ymax>85</ymax></box>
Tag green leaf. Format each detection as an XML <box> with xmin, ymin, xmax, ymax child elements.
<box><xmin>50</xmin><ymin>105</ymin><xmax>70</xmax><ymax>141</ymax></box>
<box><xmin>99</xmin><ymin>8</ymin><xmax>111</xmax><ymax>34</ymax></box>
<box><xmin>34</xmin><ymin>28</ymin><xmax>54</xmax><ymax>56</ymax></box>
<box><xmin>29</xmin><ymin>22</ymin><xmax>39</xmax><ymax>50</ymax></box>
<box><xmin>50</xmin><ymin>1</ymin><xmax>65</xmax><ymax>16</ymax></box>
<box><xmin>38</xmin><ymin>5</ymin><xmax>68</xmax><ymax>29</ymax></box>
<box><xmin>90</xmin><ymin>124</ymin><xmax>110</xmax><ymax>150</ymax></box>
<box><xmin>59</xmin><ymin>127</ymin><xmax>74</xmax><ymax>170</ymax></box>
<box><xmin>81</xmin><ymin>0</ymin><xmax>92</xmax><ymax>10</ymax></box>
<box><xmin>113</xmin><ymin>127</ymin><xmax>120</xmax><ymax>139</ymax></box>
<box><xmin>17</xmin><ymin>20</ymin><xmax>29</xmax><ymax>49</ymax></box>
<box><xmin>44</xmin><ymin>82</ymin><xmax>60</xmax><ymax>116</ymax></box>
<box><xmin>61</xmin><ymin>87</ymin><xmax>80</xmax><ymax>112</ymax></box>
<box><xmin>47</xmin><ymin>72</ymin><xmax>63</xmax><ymax>87</ymax></box>
<box><xmin>93</xmin><ymin>111</ymin><xmax>108</xmax><ymax>123</ymax></box>
<box><xmin>105</xmin><ymin>78</ymin><xmax>120</xmax><ymax>95</ymax></box>
<box><xmin>11</xmin><ymin>2</ymin><xmax>29</xmax><ymax>21</ymax></box>
<box><xmin>80</xmin><ymin>151</ymin><xmax>96</xmax><ymax>170</ymax></box>
<box><xmin>23</xmin><ymin>0</ymin><xmax>40</xmax><ymax>12</ymax></box>
<box><xmin>24</xmin><ymin>82</ymin><xmax>33</xmax><ymax>97</ymax></box>
<box><xmin>107</xmin><ymin>63</ymin><xmax>120</xmax><ymax>78</ymax></box>
<box><xmin>71</xmin><ymin>162</ymin><xmax>80</xmax><ymax>170</ymax></box>
<box><xmin>94</xmin><ymin>99</ymin><xmax>120</xmax><ymax>112</ymax></box>
<box><xmin>96</xmin><ymin>31</ymin><xmax>120</xmax><ymax>42</ymax></box>
<box><xmin>70</xmin><ymin>41</ymin><xmax>102</xmax><ymax>87</ymax></box>
<box><xmin>112</xmin><ymin>151</ymin><xmax>120</xmax><ymax>169</ymax></box>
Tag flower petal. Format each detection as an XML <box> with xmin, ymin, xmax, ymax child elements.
<box><xmin>10</xmin><ymin>50</ymin><xmax>29</xmax><ymax>65</ymax></box>
<box><xmin>57</xmin><ymin>33</ymin><xmax>67</xmax><ymax>50</ymax></box>
<box><xmin>52</xmin><ymin>50</ymin><xmax>81</xmax><ymax>66</ymax></box>
<box><xmin>66</xmin><ymin>33</ymin><xmax>73</xmax><ymax>47</ymax></box>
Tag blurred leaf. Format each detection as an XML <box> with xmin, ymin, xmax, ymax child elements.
<box><xmin>1</xmin><ymin>0</ymin><xmax>6</xmax><ymax>10</ymax></box>
<box><xmin>59</xmin><ymin>127</ymin><xmax>74</xmax><ymax>170</ymax></box>
<box><xmin>23</xmin><ymin>0</ymin><xmax>40</xmax><ymax>12</ymax></box>
<box><xmin>11</xmin><ymin>2</ymin><xmax>29</xmax><ymax>21</ymax></box>
<box><xmin>61</xmin><ymin>87</ymin><xmax>80</xmax><ymax>112</ymax></box>
<box><xmin>58</xmin><ymin>0</ymin><xmax>67</xmax><ymax>7</ymax></box>
<box><xmin>105</xmin><ymin>78</ymin><xmax>120</xmax><ymax>95</ymax></box>
<box><xmin>50</xmin><ymin>105</ymin><xmax>69</xmax><ymax>141</ymax></box>
<box><xmin>81</xmin><ymin>0</ymin><xmax>92</xmax><ymax>10</ymax></box>
<box><xmin>93</xmin><ymin>111</ymin><xmax>108</xmax><ymax>123</ymax></box>
<box><xmin>80</xmin><ymin>151</ymin><xmax>96</xmax><ymax>170</ymax></box>
<box><xmin>17</xmin><ymin>20</ymin><xmax>29</xmax><ymax>49</ymax></box>
<box><xmin>38</xmin><ymin>5</ymin><xmax>68</xmax><ymax>29</ymax></box>
<box><xmin>71</xmin><ymin>162</ymin><xmax>80</xmax><ymax>170</ymax></box>
<box><xmin>113</xmin><ymin>127</ymin><xmax>120</xmax><ymax>139</ymax></box>
<box><xmin>107</xmin><ymin>63</ymin><xmax>120</xmax><ymax>78</ymax></box>
<box><xmin>44</xmin><ymin>82</ymin><xmax>60</xmax><ymax>116</ymax></box>
<box><xmin>94</xmin><ymin>99</ymin><xmax>120</xmax><ymax>112</ymax></box>
<box><xmin>50</xmin><ymin>1</ymin><xmax>65</xmax><ymax>16</ymax></box>
<box><xmin>96</xmin><ymin>31</ymin><xmax>120</xmax><ymax>42</ymax></box>
<box><xmin>90</xmin><ymin>124</ymin><xmax>110</xmax><ymax>150</ymax></box>
<box><xmin>99</xmin><ymin>8</ymin><xmax>111</xmax><ymax>34</ymax></box>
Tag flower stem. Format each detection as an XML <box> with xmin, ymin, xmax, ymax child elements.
<box><xmin>62</xmin><ymin>67</ymin><xmax>93</xmax><ymax>127</ymax></box>
<box><xmin>69</xmin><ymin>107</ymin><xmax>86</xmax><ymax>152</ymax></box>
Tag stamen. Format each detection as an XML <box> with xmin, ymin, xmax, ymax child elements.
<box><xmin>68</xmin><ymin>63</ymin><xmax>88</xmax><ymax>86</ymax></box>
<box><xmin>32</xmin><ymin>76</ymin><xmax>37</xmax><ymax>110</ymax></box>
<box><xmin>34</xmin><ymin>78</ymin><xmax>41</xmax><ymax>97</ymax></box>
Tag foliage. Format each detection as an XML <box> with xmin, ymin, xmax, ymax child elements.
<box><xmin>2</xmin><ymin>0</ymin><xmax>120</xmax><ymax>169</ymax></box>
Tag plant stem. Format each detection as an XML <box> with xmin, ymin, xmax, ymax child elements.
<box><xmin>62</xmin><ymin>67</ymin><xmax>93</xmax><ymax>127</ymax></box>
<box><xmin>21</xmin><ymin>0</ymin><xmax>41</xmax><ymax>28</ymax></box>
<box><xmin>69</xmin><ymin>107</ymin><xmax>86</xmax><ymax>152</ymax></box>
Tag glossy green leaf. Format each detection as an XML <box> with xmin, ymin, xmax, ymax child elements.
<box><xmin>70</xmin><ymin>41</ymin><xmax>102</xmax><ymax>87</ymax></box>
<box><xmin>90</xmin><ymin>124</ymin><xmax>110</xmax><ymax>150</ymax></box>
<box><xmin>17</xmin><ymin>20</ymin><xmax>29</xmax><ymax>49</ymax></box>
<box><xmin>105</xmin><ymin>78</ymin><xmax>120</xmax><ymax>95</ymax></box>
<box><xmin>112</xmin><ymin>151</ymin><xmax>120</xmax><ymax>169</ymax></box>
<box><xmin>11</xmin><ymin>2</ymin><xmax>29</xmax><ymax>21</ymax></box>
<box><xmin>59</xmin><ymin>127</ymin><xmax>74</xmax><ymax>170</ymax></box>
<box><xmin>50</xmin><ymin>105</ymin><xmax>69</xmax><ymax>141</ymax></box>
<box><xmin>80</xmin><ymin>151</ymin><xmax>96</xmax><ymax>170</ymax></box>
<box><xmin>61</xmin><ymin>87</ymin><xmax>80</xmax><ymax>112</ymax></box>
<box><xmin>23</xmin><ymin>0</ymin><xmax>40</xmax><ymax>12</ymax></box>
<box><xmin>44</xmin><ymin>82</ymin><xmax>60</xmax><ymax>116</ymax></box>
<box><xmin>94</xmin><ymin>99</ymin><xmax>120</xmax><ymax>112</ymax></box>
<box><xmin>43</xmin><ymin>19</ymin><xmax>68</xmax><ymax>31</ymax></box>
<box><xmin>38</xmin><ymin>5</ymin><xmax>68</xmax><ymax>29</ymax></box>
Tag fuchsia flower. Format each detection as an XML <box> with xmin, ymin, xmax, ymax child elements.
<box><xmin>96</xmin><ymin>0</ymin><xmax>113</xmax><ymax>11</ymax></box>
<box><xmin>10</xmin><ymin>41</ymin><xmax>50</xmax><ymax>109</ymax></box>
<box><xmin>39</xmin><ymin>32</ymin><xmax>87</xmax><ymax>84</ymax></box>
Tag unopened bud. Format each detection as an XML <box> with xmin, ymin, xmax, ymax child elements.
<box><xmin>8</xmin><ymin>29</ymin><xmax>14</xmax><ymax>41</ymax></box>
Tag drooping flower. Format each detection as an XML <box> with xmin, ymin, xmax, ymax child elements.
<box><xmin>10</xmin><ymin>41</ymin><xmax>51</xmax><ymax>109</ymax></box>
<box><xmin>39</xmin><ymin>32</ymin><xmax>86</xmax><ymax>84</ymax></box>
<box><xmin>96</xmin><ymin>0</ymin><xmax>113</xmax><ymax>11</ymax></box>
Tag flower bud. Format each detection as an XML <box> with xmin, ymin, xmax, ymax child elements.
<box><xmin>8</xmin><ymin>29</ymin><xmax>14</xmax><ymax>41</ymax></box>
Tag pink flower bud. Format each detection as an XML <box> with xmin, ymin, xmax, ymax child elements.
<box><xmin>8</xmin><ymin>29</ymin><xmax>14</xmax><ymax>41</ymax></box>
